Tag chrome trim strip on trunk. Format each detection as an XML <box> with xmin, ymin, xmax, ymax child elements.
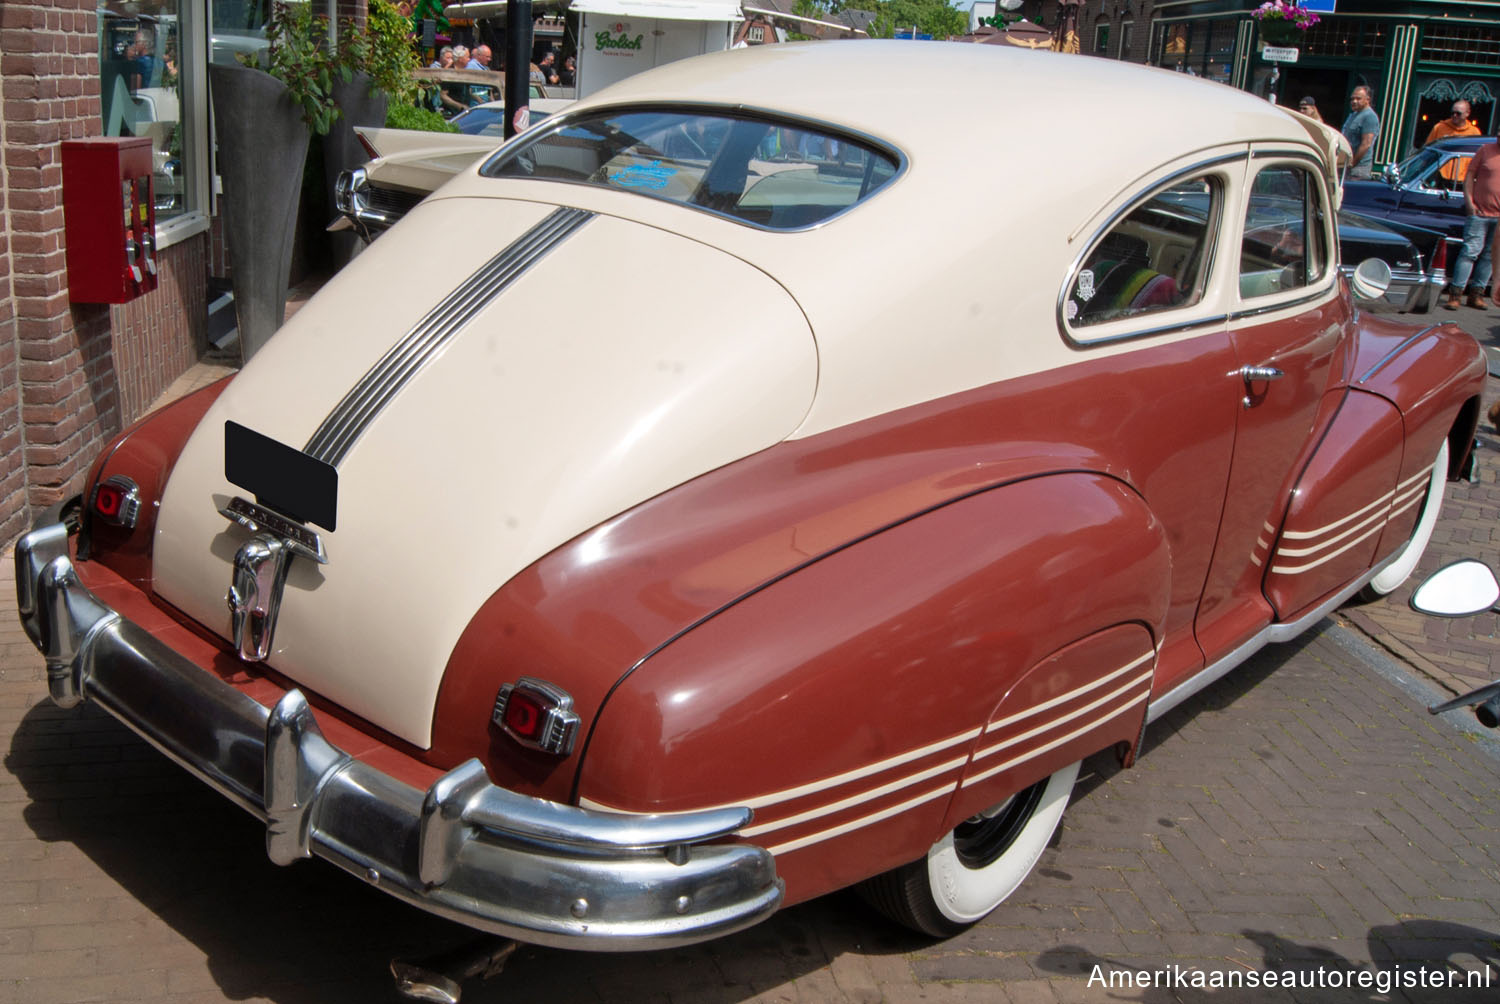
<box><xmin>14</xmin><ymin>522</ymin><xmax>783</xmax><ymax>950</ymax></box>
<box><xmin>305</xmin><ymin>207</ymin><xmax>594</xmax><ymax>467</ymax></box>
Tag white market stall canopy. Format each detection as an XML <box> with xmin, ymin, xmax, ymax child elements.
<box><xmin>444</xmin><ymin>1</ymin><xmax>743</xmax><ymax>21</ymax></box>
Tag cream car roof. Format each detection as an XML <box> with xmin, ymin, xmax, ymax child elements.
<box><xmin>434</xmin><ymin>41</ymin><xmax>1331</xmax><ymax>438</ymax></box>
<box><xmin>567</xmin><ymin>40</ymin><xmax>1317</xmax><ymax>187</ymax></box>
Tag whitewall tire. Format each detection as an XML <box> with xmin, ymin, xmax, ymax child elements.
<box><xmin>859</xmin><ymin>760</ymin><xmax>1080</xmax><ymax>937</ymax></box>
<box><xmin>1363</xmin><ymin>438</ymin><xmax>1449</xmax><ymax>598</ymax></box>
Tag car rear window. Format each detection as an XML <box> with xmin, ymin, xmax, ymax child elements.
<box><xmin>481</xmin><ymin>107</ymin><xmax>900</xmax><ymax>230</ymax></box>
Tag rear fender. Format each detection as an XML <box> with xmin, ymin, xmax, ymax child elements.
<box><xmin>578</xmin><ymin>472</ymin><xmax>1170</xmax><ymax>906</ymax></box>
<box><xmin>945</xmin><ymin>623</ymin><xmax>1154</xmax><ymax>833</ymax></box>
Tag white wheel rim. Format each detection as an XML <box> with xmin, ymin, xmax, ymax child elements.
<box><xmin>925</xmin><ymin>760</ymin><xmax>1080</xmax><ymax>924</ymax></box>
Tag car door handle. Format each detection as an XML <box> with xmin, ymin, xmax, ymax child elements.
<box><xmin>1241</xmin><ymin>365</ymin><xmax>1285</xmax><ymax>382</ymax></box>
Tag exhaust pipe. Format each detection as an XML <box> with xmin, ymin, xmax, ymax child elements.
<box><xmin>391</xmin><ymin>937</ymin><xmax>519</xmax><ymax>1003</ymax></box>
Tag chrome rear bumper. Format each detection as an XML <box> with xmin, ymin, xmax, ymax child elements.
<box><xmin>15</xmin><ymin>521</ymin><xmax>783</xmax><ymax>950</ymax></box>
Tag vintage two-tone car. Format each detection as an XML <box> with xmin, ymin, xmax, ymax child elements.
<box><xmin>17</xmin><ymin>41</ymin><xmax>1486</xmax><ymax>964</ymax></box>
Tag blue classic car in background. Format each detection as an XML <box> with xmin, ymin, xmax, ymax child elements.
<box><xmin>1342</xmin><ymin>137</ymin><xmax>1488</xmax><ymax>296</ymax></box>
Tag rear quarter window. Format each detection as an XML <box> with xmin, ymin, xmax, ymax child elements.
<box><xmin>481</xmin><ymin>107</ymin><xmax>901</xmax><ymax>230</ymax></box>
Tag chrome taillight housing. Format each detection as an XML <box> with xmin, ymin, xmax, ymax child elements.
<box><xmin>492</xmin><ymin>677</ymin><xmax>581</xmax><ymax>755</ymax></box>
<box><xmin>90</xmin><ymin>475</ymin><xmax>141</xmax><ymax>528</ymax></box>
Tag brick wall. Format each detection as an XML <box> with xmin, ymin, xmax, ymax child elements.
<box><xmin>0</xmin><ymin>82</ymin><xmax>18</xmax><ymax>546</ymax></box>
<box><xmin>0</xmin><ymin>0</ymin><xmax>113</xmax><ymax>541</ymax></box>
<box><xmin>1</xmin><ymin>0</ymin><xmax>205</xmax><ymax>545</ymax></box>
<box><xmin>1075</xmin><ymin>1</ymin><xmax>1157</xmax><ymax>63</ymax></box>
<box><xmin>111</xmin><ymin>239</ymin><xmax>207</xmax><ymax>423</ymax></box>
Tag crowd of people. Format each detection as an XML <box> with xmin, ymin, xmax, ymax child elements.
<box><xmin>1299</xmin><ymin>85</ymin><xmax>1498</xmax><ymax>312</ymax></box>
<box><xmin>426</xmin><ymin>40</ymin><xmax>576</xmax><ymax>114</ymax></box>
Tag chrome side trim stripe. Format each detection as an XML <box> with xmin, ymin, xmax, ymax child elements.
<box><xmin>765</xmin><ymin>784</ymin><xmax>956</xmax><ymax>857</ymax></box>
<box><xmin>579</xmin><ymin>725</ymin><xmax>981</xmax><ymax>816</ymax></box>
<box><xmin>739</xmin><ymin>756</ymin><xmax>969</xmax><ymax>839</ymax></box>
<box><xmin>972</xmin><ymin>669</ymin><xmax>1154</xmax><ymax>762</ymax></box>
<box><xmin>1270</xmin><ymin>467</ymin><xmax>1432</xmax><ymax>575</ymax></box>
<box><xmin>584</xmin><ymin>655</ymin><xmax>1157</xmax><ymax>855</ymax></box>
<box><xmin>962</xmin><ymin>699</ymin><xmax>1141</xmax><ymax>790</ymax></box>
<box><xmin>1276</xmin><ymin>504</ymin><xmax>1392</xmax><ymax>558</ymax></box>
<box><xmin>1279</xmin><ymin>466</ymin><xmax>1428</xmax><ymax>542</ymax></box>
<box><xmin>1147</xmin><ymin>555</ymin><xmax>1391</xmax><ymax>723</ymax></box>
<box><xmin>1357</xmin><ymin>325</ymin><xmax>1440</xmax><ymax>385</ymax></box>
<box><xmin>304</xmin><ymin>207</ymin><xmax>593</xmax><ymax>466</ymax></box>
<box><xmin>984</xmin><ymin>653</ymin><xmax>1152</xmax><ymax>733</ymax></box>
<box><xmin>1272</xmin><ymin>523</ymin><xmax>1386</xmax><ymax>576</ymax></box>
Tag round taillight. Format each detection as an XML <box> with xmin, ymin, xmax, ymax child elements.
<box><xmin>91</xmin><ymin>476</ymin><xmax>141</xmax><ymax>528</ymax></box>
<box><xmin>95</xmin><ymin>484</ymin><xmax>122</xmax><ymax>518</ymax></box>
<box><xmin>503</xmin><ymin>691</ymin><xmax>545</xmax><ymax>740</ymax></box>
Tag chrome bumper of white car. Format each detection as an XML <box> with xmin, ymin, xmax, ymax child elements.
<box><xmin>1343</xmin><ymin>263</ymin><xmax>1444</xmax><ymax>313</ymax></box>
<box><xmin>15</xmin><ymin>520</ymin><xmax>783</xmax><ymax>950</ymax></box>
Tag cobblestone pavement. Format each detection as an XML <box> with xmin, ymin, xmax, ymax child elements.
<box><xmin>4</xmin><ymin>302</ymin><xmax>1500</xmax><ymax>1003</ymax></box>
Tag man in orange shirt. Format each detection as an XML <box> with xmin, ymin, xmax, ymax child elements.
<box><xmin>1427</xmin><ymin>100</ymin><xmax>1482</xmax><ymax>147</ymax></box>
<box><xmin>1451</xmin><ymin>129</ymin><xmax>1500</xmax><ymax>310</ymax></box>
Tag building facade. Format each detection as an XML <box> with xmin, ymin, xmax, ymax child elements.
<box><xmin>1</xmin><ymin>1</ymin><xmax>365</xmax><ymax>546</ymax></box>
<box><xmin>1144</xmin><ymin>2</ymin><xmax>1500</xmax><ymax>167</ymax></box>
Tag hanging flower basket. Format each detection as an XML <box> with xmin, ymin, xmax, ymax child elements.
<box><xmin>1253</xmin><ymin>2</ymin><xmax>1319</xmax><ymax>47</ymax></box>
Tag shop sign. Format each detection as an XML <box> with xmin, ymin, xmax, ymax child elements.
<box><xmin>596</xmin><ymin>22</ymin><xmax>645</xmax><ymax>56</ymax></box>
<box><xmin>1261</xmin><ymin>45</ymin><xmax>1299</xmax><ymax>63</ymax></box>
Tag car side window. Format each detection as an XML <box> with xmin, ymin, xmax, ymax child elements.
<box><xmin>1239</xmin><ymin>164</ymin><xmax>1329</xmax><ymax>299</ymax></box>
<box><xmin>1433</xmin><ymin>153</ymin><xmax>1473</xmax><ymax>189</ymax></box>
<box><xmin>1066</xmin><ymin>176</ymin><xmax>1219</xmax><ymax>331</ymax></box>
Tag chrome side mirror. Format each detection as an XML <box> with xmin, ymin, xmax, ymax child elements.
<box><xmin>1350</xmin><ymin>257</ymin><xmax>1392</xmax><ymax>301</ymax></box>
<box><xmin>1382</xmin><ymin>164</ymin><xmax>1401</xmax><ymax>186</ymax></box>
<box><xmin>1410</xmin><ymin>559</ymin><xmax>1500</xmax><ymax>617</ymax></box>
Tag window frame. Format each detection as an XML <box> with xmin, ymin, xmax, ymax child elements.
<box><xmin>477</xmin><ymin>102</ymin><xmax>909</xmax><ymax>233</ymax></box>
<box><xmin>1058</xmin><ymin>154</ymin><xmax>1240</xmax><ymax>347</ymax></box>
<box><xmin>159</xmin><ymin>0</ymin><xmax>210</xmax><ymax>249</ymax></box>
<box><xmin>98</xmin><ymin>2</ymin><xmax>212</xmax><ymax>250</ymax></box>
<box><xmin>1232</xmin><ymin>152</ymin><xmax>1338</xmax><ymax>317</ymax></box>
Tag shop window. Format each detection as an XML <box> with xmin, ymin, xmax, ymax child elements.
<box><xmin>1095</xmin><ymin>24</ymin><xmax>1109</xmax><ymax>55</ymax></box>
<box><xmin>99</xmin><ymin>1</ymin><xmax>217</xmax><ymax>247</ymax></box>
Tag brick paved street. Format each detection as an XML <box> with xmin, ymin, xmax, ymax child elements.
<box><xmin>4</xmin><ymin>302</ymin><xmax>1500</xmax><ymax>1002</ymax></box>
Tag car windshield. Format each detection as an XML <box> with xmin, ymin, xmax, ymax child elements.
<box><xmin>1391</xmin><ymin>147</ymin><xmax>1443</xmax><ymax>185</ymax></box>
<box><xmin>482</xmin><ymin>108</ymin><xmax>900</xmax><ymax>229</ymax></box>
<box><xmin>452</xmin><ymin>105</ymin><xmax>553</xmax><ymax>137</ymax></box>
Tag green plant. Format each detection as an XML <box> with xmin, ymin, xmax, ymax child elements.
<box><xmin>359</xmin><ymin>0</ymin><xmax>424</xmax><ymax>108</ymax></box>
<box><xmin>238</xmin><ymin>1</ymin><xmax>424</xmax><ymax>135</ymax></box>
<box><xmin>240</xmin><ymin>1</ymin><xmax>347</xmax><ymax>135</ymax></box>
<box><xmin>385</xmin><ymin>102</ymin><xmax>457</xmax><ymax>132</ymax></box>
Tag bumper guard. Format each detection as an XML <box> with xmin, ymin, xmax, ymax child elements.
<box><xmin>15</xmin><ymin>521</ymin><xmax>783</xmax><ymax>950</ymax></box>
